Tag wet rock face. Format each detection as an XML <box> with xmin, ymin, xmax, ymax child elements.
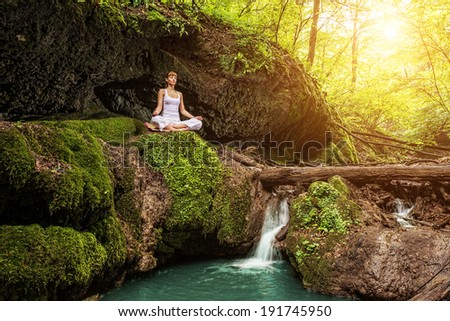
<box><xmin>2</xmin><ymin>1</ymin><xmax>331</xmax><ymax>155</ymax></box>
<box><xmin>1</xmin><ymin>1</ymin><xmax>163</xmax><ymax>116</ymax></box>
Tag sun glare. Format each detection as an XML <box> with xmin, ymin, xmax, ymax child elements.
<box><xmin>379</xmin><ymin>19</ymin><xmax>403</xmax><ymax>42</ymax></box>
<box><xmin>367</xmin><ymin>6</ymin><xmax>408</xmax><ymax>57</ymax></box>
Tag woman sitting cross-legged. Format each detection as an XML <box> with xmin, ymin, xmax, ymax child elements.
<box><xmin>145</xmin><ymin>71</ymin><xmax>203</xmax><ymax>132</ymax></box>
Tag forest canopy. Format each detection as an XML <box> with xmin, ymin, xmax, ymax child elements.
<box><xmin>97</xmin><ymin>1</ymin><xmax>449</xmax><ymax>151</ymax></box>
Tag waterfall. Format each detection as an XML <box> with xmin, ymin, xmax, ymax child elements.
<box><xmin>233</xmin><ymin>198</ymin><xmax>289</xmax><ymax>269</ymax></box>
<box><xmin>393</xmin><ymin>199</ymin><xmax>414</xmax><ymax>228</ymax></box>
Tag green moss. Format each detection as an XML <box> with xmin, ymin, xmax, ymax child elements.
<box><xmin>209</xmin><ymin>171</ymin><xmax>251</xmax><ymax>244</ymax></box>
<box><xmin>40</xmin><ymin>117</ymin><xmax>139</xmax><ymax>144</ymax></box>
<box><xmin>140</xmin><ymin>132</ymin><xmax>252</xmax><ymax>258</ymax></box>
<box><xmin>140</xmin><ymin>132</ymin><xmax>223</xmax><ymax>231</ymax></box>
<box><xmin>0</xmin><ymin>117</ymin><xmax>140</xmax><ymax>299</ymax></box>
<box><xmin>0</xmin><ymin>125</ymin><xmax>35</xmax><ymax>189</ymax></box>
<box><xmin>286</xmin><ymin>176</ymin><xmax>361</xmax><ymax>290</ymax></box>
<box><xmin>0</xmin><ymin>224</ymin><xmax>107</xmax><ymax>300</ymax></box>
<box><xmin>327</xmin><ymin>175</ymin><xmax>350</xmax><ymax>197</ymax></box>
<box><xmin>88</xmin><ymin>215</ymin><xmax>127</xmax><ymax>272</ymax></box>
<box><xmin>34</xmin><ymin>126</ymin><xmax>112</xmax><ymax>227</ymax></box>
<box><xmin>291</xmin><ymin>177</ymin><xmax>359</xmax><ymax>234</ymax></box>
<box><xmin>288</xmin><ymin>232</ymin><xmax>343</xmax><ymax>290</ymax></box>
<box><xmin>1</xmin><ymin>117</ymin><xmax>142</xmax><ymax>226</ymax></box>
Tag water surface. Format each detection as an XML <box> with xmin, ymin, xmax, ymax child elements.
<box><xmin>101</xmin><ymin>259</ymin><xmax>346</xmax><ymax>301</ymax></box>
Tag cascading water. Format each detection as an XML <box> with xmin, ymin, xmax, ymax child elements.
<box><xmin>233</xmin><ymin>198</ymin><xmax>290</xmax><ymax>269</ymax></box>
<box><xmin>393</xmin><ymin>199</ymin><xmax>414</xmax><ymax>228</ymax></box>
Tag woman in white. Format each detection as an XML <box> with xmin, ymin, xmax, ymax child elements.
<box><xmin>145</xmin><ymin>71</ymin><xmax>203</xmax><ymax>132</ymax></box>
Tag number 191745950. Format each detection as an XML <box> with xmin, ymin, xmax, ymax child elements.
<box><xmin>260</xmin><ymin>305</ymin><xmax>332</xmax><ymax>317</ymax></box>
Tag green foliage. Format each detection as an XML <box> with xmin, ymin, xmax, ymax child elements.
<box><xmin>198</xmin><ymin>0</ymin><xmax>449</xmax><ymax>154</ymax></box>
<box><xmin>97</xmin><ymin>0</ymin><xmax>196</xmax><ymax>37</ymax></box>
<box><xmin>140</xmin><ymin>131</ymin><xmax>223</xmax><ymax>231</ymax></box>
<box><xmin>162</xmin><ymin>17</ymin><xmax>189</xmax><ymax>37</ymax></box>
<box><xmin>220</xmin><ymin>34</ymin><xmax>275</xmax><ymax>76</ymax></box>
<box><xmin>0</xmin><ymin>224</ymin><xmax>107</xmax><ymax>300</ymax></box>
<box><xmin>147</xmin><ymin>9</ymin><xmax>165</xmax><ymax>21</ymax></box>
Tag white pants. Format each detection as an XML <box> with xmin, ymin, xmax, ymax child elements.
<box><xmin>151</xmin><ymin>116</ymin><xmax>203</xmax><ymax>131</ymax></box>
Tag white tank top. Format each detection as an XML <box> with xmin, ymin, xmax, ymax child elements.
<box><xmin>161</xmin><ymin>89</ymin><xmax>181</xmax><ymax>121</ymax></box>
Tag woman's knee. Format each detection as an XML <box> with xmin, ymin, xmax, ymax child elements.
<box><xmin>193</xmin><ymin>119</ymin><xmax>203</xmax><ymax>130</ymax></box>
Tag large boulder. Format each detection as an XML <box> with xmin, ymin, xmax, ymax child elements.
<box><xmin>285</xmin><ymin>176</ymin><xmax>450</xmax><ymax>300</ymax></box>
<box><xmin>1</xmin><ymin>0</ymin><xmax>332</xmax><ymax>156</ymax></box>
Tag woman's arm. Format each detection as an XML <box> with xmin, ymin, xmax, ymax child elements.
<box><xmin>153</xmin><ymin>89</ymin><xmax>164</xmax><ymax>116</ymax></box>
<box><xmin>179</xmin><ymin>92</ymin><xmax>203</xmax><ymax>120</ymax></box>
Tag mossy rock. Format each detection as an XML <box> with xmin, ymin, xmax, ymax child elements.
<box><xmin>1</xmin><ymin>124</ymin><xmax>113</xmax><ymax>228</ymax></box>
<box><xmin>40</xmin><ymin>117</ymin><xmax>142</xmax><ymax>144</ymax></box>
<box><xmin>88</xmin><ymin>215</ymin><xmax>127</xmax><ymax>273</ymax></box>
<box><xmin>0</xmin><ymin>117</ymin><xmax>139</xmax><ymax>228</ymax></box>
<box><xmin>209</xmin><ymin>170</ymin><xmax>252</xmax><ymax>245</ymax></box>
<box><xmin>140</xmin><ymin>132</ymin><xmax>252</xmax><ymax>258</ymax></box>
<box><xmin>113</xmin><ymin>167</ymin><xmax>142</xmax><ymax>241</ymax></box>
<box><xmin>291</xmin><ymin>176</ymin><xmax>359</xmax><ymax>234</ymax></box>
<box><xmin>328</xmin><ymin>175</ymin><xmax>350</xmax><ymax>197</ymax></box>
<box><xmin>0</xmin><ymin>224</ymin><xmax>107</xmax><ymax>300</ymax></box>
<box><xmin>0</xmin><ymin>118</ymin><xmax>135</xmax><ymax>299</ymax></box>
<box><xmin>140</xmin><ymin>131</ymin><xmax>223</xmax><ymax>231</ymax></box>
<box><xmin>286</xmin><ymin>176</ymin><xmax>360</xmax><ymax>291</ymax></box>
<box><xmin>0</xmin><ymin>125</ymin><xmax>35</xmax><ymax>190</ymax></box>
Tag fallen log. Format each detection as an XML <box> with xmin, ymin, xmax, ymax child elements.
<box><xmin>259</xmin><ymin>165</ymin><xmax>450</xmax><ymax>187</ymax></box>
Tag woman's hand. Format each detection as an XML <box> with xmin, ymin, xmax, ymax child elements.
<box><xmin>153</xmin><ymin>110</ymin><xmax>160</xmax><ymax>116</ymax></box>
<box><xmin>194</xmin><ymin>116</ymin><xmax>203</xmax><ymax>120</ymax></box>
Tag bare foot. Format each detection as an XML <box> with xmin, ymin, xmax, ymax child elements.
<box><xmin>144</xmin><ymin>122</ymin><xmax>159</xmax><ymax>131</ymax></box>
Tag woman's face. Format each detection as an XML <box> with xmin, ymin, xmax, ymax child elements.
<box><xmin>167</xmin><ymin>74</ymin><xmax>177</xmax><ymax>86</ymax></box>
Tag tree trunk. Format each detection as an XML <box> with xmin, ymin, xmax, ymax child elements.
<box><xmin>259</xmin><ymin>165</ymin><xmax>450</xmax><ymax>187</ymax></box>
<box><xmin>292</xmin><ymin>0</ymin><xmax>307</xmax><ymax>51</ymax></box>
<box><xmin>351</xmin><ymin>2</ymin><xmax>359</xmax><ymax>87</ymax></box>
<box><xmin>275</xmin><ymin>0</ymin><xmax>290</xmax><ymax>43</ymax></box>
<box><xmin>307</xmin><ymin>0</ymin><xmax>321</xmax><ymax>65</ymax></box>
